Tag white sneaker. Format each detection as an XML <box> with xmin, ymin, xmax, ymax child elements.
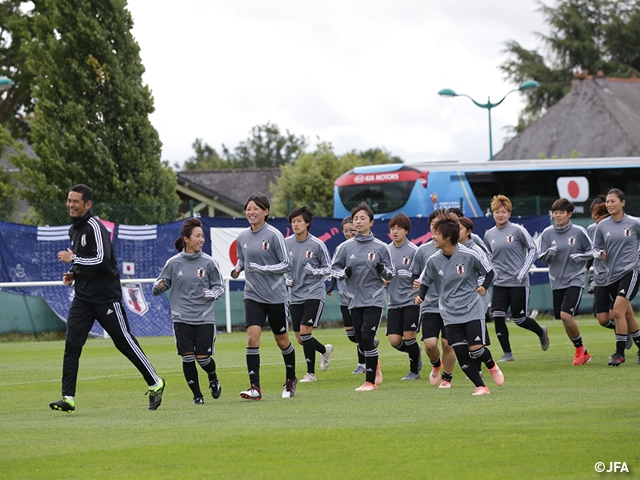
<box><xmin>320</xmin><ymin>344</ymin><xmax>333</xmax><ymax>371</ymax></box>
<box><xmin>351</xmin><ymin>364</ymin><xmax>366</xmax><ymax>374</ymax></box>
<box><xmin>281</xmin><ymin>377</ymin><xmax>298</xmax><ymax>398</ymax></box>
<box><xmin>299</xmin><ymin>373</ymin><xmax>317</xmax><ymax>383</ymax></box>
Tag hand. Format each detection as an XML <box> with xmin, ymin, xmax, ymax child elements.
<box><xmin>62</xmin><ymin>272</ymin><xmax>75</xmax><ymax>286</ymax></box>
<box><xmin>382</xmin><ymin>278</ymin><xmax>390</xmax><ymax>287</ymax></box>
<box><xmin>476</xmin><ymin>286</ymin><xmax>486</xmax><ymax>296</ymax></box>
<box><xmin>601</xmin><ymin>250</ymin><xmax>607</xmax><ymax>260</ymax></box>
<box><xmin>156</xmin><ymin>278</ymin><xmax>166</xmax><ymax>290</ymax></box>
<box><xmin>285</xmin><ymin>277</ymin><xmax>294</xmax><ymax>287</ymax></box>
<box><xmin>414</xmin><ymin>296</ymin><xmax>423</xmax><ymax>305</ymax></box>
<box><xmin>231</xmin><ymin>269</ymin><xmax>239</xmax><ymax>279</ymax></box>
<box><xmin>413</xmin><ymin>279</ymin><xmax>421</xmax><ymax>290</ymax></box>
<box><xmin>57</xmin><ymin>248</ymin><xmax>75</xmax><ymax>263</ymax></box>
<box><xmin>345</xmin><ymin>266</ymin><xmax>352</xmax><ymax>278</ymax></box>
<box><xmin>375</xmin><ymin>262</ymin><xmax>385</xmax><ymax>274</ymax></box>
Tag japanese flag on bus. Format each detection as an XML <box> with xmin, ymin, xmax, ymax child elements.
<box><xmin>556</xmin><ymin>177</ymin><xmax>589</xmax><ymax>203</ymax></box>
<box><xmin>210</xmin><ymin>227</ymin><xmax>246</xmax><ymax>276</ymax></box>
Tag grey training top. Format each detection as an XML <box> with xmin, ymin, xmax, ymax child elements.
<box><xmin>153</xmin><ymin>250</ymin><xmax>225</xmax><ymax>325</ymax></box>
<box><xmin>412</xmin><ymin>240</ymin><xmax>439</xmax><ymax>314</ymax></box>
<box><xmin>587</xmin><ymin>222</ymin><xmax>607</xmax><ymax>287</ymax></box>
<box><xmin>463</xmin><ymin>238</ymin><xmax>492</xmax><ymax>312</ymax></box>
<box><xmin>235</xmin><ymin>223</ymin><xmax>291</xmax><ymax>304</ymax></box>
<box><xmin>483</xmin><ymin>221</ymin><xmax>538</xmax><ymax>287</ymax></box>
<box><xmin>420</xmin><ymin>244</ymin><xmax>493</xmax><ymax>326</ymax></box>
<box><xmin>331</xmin><ymin>233</ymin><xmax>395</xmax><ymax>310</ymax></box>
<box><xmin>538</xmin><ymin>221</ymin><xmax>592</xmax><ymax>290</ymax></box>
<box><xmin>593</xmin><ymin>214</ymin><xmax>640</xmax><ymax>285</ymax></box>
<box><xmin>285</xmin><ymin>232</ymin><xmax>331</xmax><ymax>304</ymax></box>
<box><xmin>386</xmin><ymin>240</ymin><xmax>419</xmax><ymax>309</ymax></box>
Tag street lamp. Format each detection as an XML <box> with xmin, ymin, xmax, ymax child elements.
<box><xmin>438</xmin><ymin>80</ymin><xmax>539</xmax><ymax>160</ymax></box>
<box><xmin>0</xmin><ymin>76</ymin><xmax>15</xmax><ymax>92</ymax></box>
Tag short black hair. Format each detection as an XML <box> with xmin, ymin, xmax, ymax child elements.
<box><xmin>388</xmin><ymin>213</ymin><xmax>411</xmax><ymax>232</ymax></box>
<box><xmin>244</xmin><ymin>193</ymin><xmax>270</xmax><ymax>211</ymax></box>
<box><xmin>551</xmin><ymin>198</ymin><xmax>574</xmax><ymax>213</ymax></box>
<box><xmin>287</xmin><ymin>206</ymin><xmax>314</xmax><ymax>229</ymax></box>
<box><xmin>448</xmin><ymin>207</ymin><xmax>464</xmax><ymax>217</ymax></box>
<box><xmin>433</xmin><ymin>211</ymin><xmax>460</xmax><ymax>244</ymax></box>
<box><xmin>70</xmin><ymin>184</ymin><xmax>93</xmax><ymax>203</ymax></box>
<box><xmin>351</xmin><ymin>202</ymin><xmax>374</xmax><ymax>221</ymax></box>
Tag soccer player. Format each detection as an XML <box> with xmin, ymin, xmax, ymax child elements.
<box><xmin>231</xmin><ymin>194</ymin><xmax>297</xmax><ymax>400</ymax></box>
<box><xmin>285</xmin><ymin>206</ymin><xmax>333</xmax><ymax>383</ymax></box>
<box><xmin>384</xmin><ymin>213</ymin><xmax>421</xmax><ymax>380</ymax></box>
<box><xmin>327</xmin><ymin>217</ymin><xmax>367</xmax><ymax>373</ymax></box>
<box><xmin>331</xmin><ymin>202</ymin><xmax>395</xmax><ymax>391</ymax></box>
<box><xmin>593</xmin><ymin>189</ymin><xmax>640</xmax><ymax>366</ymax></box>
<box><xmin>483</xmin><ymin>195</ymin><xmax>549</xmax><ymax>362</ymax></box>
<box><xmin>153</xmin><ymin>218</ymin><xmax>224</xmax><ymax>404</ymax></box>
<box><xmin>539</xmin><ymin>198</ymin><xmax>593</xmax><ymax>366</ymax></box>
<box><xmin>413</xmin><ymin>209</ymin><xmax>456</xmax><ymax>388</ymax></box>
<box><xmin>415</xmin><ymin>211</ymin><xmax>503</xmax><ymax>396</ymax></box>
<box><xmin>50</xmin><ymin>184</ymin><xmax>165</xmax><ymax>413</ymax></box>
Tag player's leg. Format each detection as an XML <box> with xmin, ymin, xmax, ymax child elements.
<box><xmin>174</xmin><ymin>322</ymin><xmax>203</xmax><ymax>402</ymax></box>
<box><xmin>402</xmin><ymin>305</ymin><xmax>421</xmax><ymax>377</ymax></box>
<box><xmin>356</xmin><ymin>307</ymin><xmax>382</xmax><ymax>390</ymax></box>
<box><xmin>422</xmin><ymin>312</ymin><xmax>443</xmax><ymax>386</ymax></box>
<box><xmin>467</xmin><ymin>319</ymin><xmax>503</xmax><ymax>387</ymax></box>
<box><xmin>269</xmin><ymin>303</ymin><xmax>297</xmax><ymax>398</ymax></box>
<box><xmin>511</xmin><ymin>287</ymin><xmax>548</xmax><ymax>350</ymax></box>
<box><xmin>491</xmin><ymin>287</ymin><xmax>513</xmax><ymax>361</ymax></box>
<box><xmin>342</xmin><ymin>305</ymin><xmax>365</xmax><ymax>373</ymax></box>
<box><xmin>446</xmin><ymin>323</ymin><xmax>486</xmax><ymax>393</ymax></box>
<box><xmin>241</xmin><ymin>299</ymin><xmax>265</xmax><ymax>399</ymax></box>
<box><xmin>194</xmin><ymin>323</ymin><xmax>221</xmax><ymax>399</ymax></box>
<box><xmin>610</xmin><ymin>271</ymin><xmax>639</xmax><ymax>365</ymax></box>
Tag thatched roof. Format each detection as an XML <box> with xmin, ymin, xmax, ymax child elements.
<box><xmin>495</xmin><ymin>74</ymin><xmax>640</xmax><ymax>160</ymax></box>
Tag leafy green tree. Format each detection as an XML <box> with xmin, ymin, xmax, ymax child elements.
<box><xmin>223</xmin><ymin>122</ymin><xmax>308</xmax><ymax>168</ymax></box>
<box><xmin>182</xmin><ymin>138</ymin><xmax>230</xmax><ymax>171</ymax></box>
<box><xmin>501</xmin><ymin>0</ymin><xmax>640</xmax><ymax>132</ymax></box>
<box><xmin>0</xmin><ymin>124</ymin><xmax>22</xmax><ymax>220</ymax></box>
<box><xmin>270</xmin><ymin>143</ymin><xmax>400</xmax><ymax>217</ymax></box>
<box><xmin>13</xmin><ymin>0</ymin><xmax>178</xmax><ymax>225</ymax></box>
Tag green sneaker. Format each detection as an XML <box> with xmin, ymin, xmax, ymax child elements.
<box><xmin>50</xmin><ymin>397</ymin><xmax>75</xmax><ymax>413</ymax></box>
<box><xmin>147</xmin><ymin>378</ymin><xmax>166</xmax><ymax>410</ymax></box>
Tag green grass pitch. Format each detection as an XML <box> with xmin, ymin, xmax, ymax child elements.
<box><xmin>1</xmin><ymin>316</ymin><xmax>639</xmax><ymax>479</ymax></box>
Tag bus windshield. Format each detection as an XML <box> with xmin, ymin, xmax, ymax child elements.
<box><xmin>337</xmin><ymin>181</ymin><xmax>415</xmax><ymax>214</ymax></box>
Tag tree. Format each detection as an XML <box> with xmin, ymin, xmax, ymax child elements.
<box><xmin>182</xmin><ymin>138</ymin><xmax>230</xmax><ymax>171</ymax></box>
<box><xmin>223</xmin><ymin>122</ymin><xmax>308</xmax><ymax>168</ymax></box>
<box><xmin>13</xmin><ymin>0</ymin><xmax>178</xmax><ymax>225</ymax></box>
<box><xmin>270</xmin><ymin>143</ymin><xmax>401</xmax><ymax>217</ymax></box>
<box><xmin>500</xmin><ymin>0</ymin><xmax>640</xmax><ymax>132</ymax></box>
<box><xmin>0</xmin><ymin>123</ymin><xmax>26</xmax><ymax>221</ymax></box>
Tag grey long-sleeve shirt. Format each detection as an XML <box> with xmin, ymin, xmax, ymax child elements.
<box><xmin>331</xmin><ymin>233</ymin><xmax>395</xmax><ymax>310</ymax></box>
<box><xmin>386</xmin><ymin>240</ymin><xmax>419</xmax><ymax>309</ymax></box>
<box><xmin>153</xmin><ymin>250</ymin><xmax>225</xmax><ymax>325</ymax></box>
<box><xmin>285</xmin><ymin>233</ymin><xmax>331</xmax><ymax>304</ymax></box>
<box><xmin>483</xmin><ymin>221</ymin><xmax>538</xmax><ymax>287</ymax></box>
<box><xmin>593</xmin><ymin>214</ymin><xmax>640</xmax><ymax>285</ymax></box>
<box><xmin>412</xmin><ymin>240</ymin><xmax>439</xmax><ymax>314</ymax></box>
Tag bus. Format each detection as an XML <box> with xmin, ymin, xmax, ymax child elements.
<box><xmin>333</xmin><ymin>157</ymin><xmax>640</xmax><ymax>219</ymax></box>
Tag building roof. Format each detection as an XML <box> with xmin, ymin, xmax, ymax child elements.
<box><xmin>495</xmin><ymin>74</ymin><xmax>640</xmax><ymax>160</ymax></box>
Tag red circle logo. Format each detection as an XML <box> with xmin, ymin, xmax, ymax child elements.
<box><xmin>567</xmin><ymin>180</ymin><xmax>580</xmax><ymax>199</ymax></box>
<box><xmin>229</xmin><ymin>239</ymin><xmax>238</xmax><ymax>267</ymax></box>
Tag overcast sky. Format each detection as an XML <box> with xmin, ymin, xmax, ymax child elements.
<box><xmin>126</xmin><ymin>0</ymin><xmax>549</xmax><ymax>167</ymax></box>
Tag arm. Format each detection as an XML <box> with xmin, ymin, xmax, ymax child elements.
<box><xmin>153</xmin><ymin>260</ymin><xmax>173</xmax><ymax>296</ymax></box>
<box><xmin>249</xmin><ymin>230</ymin><xmax>291</xmax><ymax>274</ymax></box>
<box><xmin>517</xmin><ymin>227</ymin><xmax>538</xmax><ymax>282</ymax></box>
<box><xmin>377</xmin><ymin>245</ymin><xmax>395</xmax><ymax>281</ymax></box>
<box><xmin>231</xmin><ymin>236</ymin><xmax>245</xmax><ymax>278</ymax></box>
<box><xmin>203</xmin><ymin>261</ymin><xmax>225</xmax><ymax>301</ymax></box>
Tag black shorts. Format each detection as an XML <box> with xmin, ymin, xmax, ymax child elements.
<box><xmin>351</xmin><ymin>307</ymin><xmax>382</xmax><ymax>336</ymax></box>
<box><xmin>244</xmin><ymin>299</ymin><xmax>289</xmax><ymax>335</ymax></box>
<box><xmin>552</xmin><ymin>287</ymin><xmax>583</xmax><ymax>319</ymax></box>
<box><xmin>173</xmin><ymin>322</ymin><xmax>216</xmax><ymax>356</ymax></box>
<box><xmin>491</xmin><ymin>286</ymin><xmax>529</xmax><ymax>319</ymax></box>
<box><xmin>341</xmin><ymin>305</ymin><xmax>353</xmax><ymax>328</ymax></box>
<box><xmin>290</xmin><ymin>299</ymin><xmax>324</xmax><ymax>332</ymax></box>
<box><xmin>608</xmin><ymin>270</ymin><xmax>640</xmax><ymax>302</ymax></box>
<box><xmin>420</xmin><ymin>311</ymin><xmax>447</xmax><ymax>341</ymax></box>
<box><xmin>386</xmin><ymin>305</ymin><xmax>421</xmax><ymax>336</ymax></box>
<box><xmin>444</xmin><ymin>319</ymin><xmax>486</xmax><ymax>348</ymax></box>
<box><xmin>593</xmin><ymin>286</ymin><xmax>613</xmax><ymax>315</ymax></box>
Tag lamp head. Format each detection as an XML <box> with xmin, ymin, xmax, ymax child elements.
<box><xmin>518</xmin><ymin>80</ymin><xmax>539</xmax><ymax>91</ymax></box>
<box><xmin>438</xmin><ymin>88</ymin><xmax>458</xmax><ymax>97</ymax></box>
<box><xmin>0</xmin><ymin>76</ymin><xmax>14</xmax><ymax>92</ymax></box>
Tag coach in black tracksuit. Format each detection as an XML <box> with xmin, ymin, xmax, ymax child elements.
<box><xmin>49</xmin><ymin>184</ymin><xmax>165</xmax><ymax>413</ymax></box>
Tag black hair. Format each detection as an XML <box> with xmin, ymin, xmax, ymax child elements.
<box><xmin>244</xmin><ymin>193</ymin><xmax>270</xmax><ymax>211</ymax></box>
<box><xmin>448</xmin><ymin>207</ymin><xmax>464</xmax><ymax>217</ymax></box>
<box><xmin>433</xmin><ymin>211</ymin><xmax>460</xmax><ymax>244</ymax></box>
<box><xmin>388</xmin><ymin>213</ymin><xmax>411</xmax><ymax>232</ymax></box>
<box><xmin>551</xmin><ymin>198</ymin><xmax>575</xmax><ymax>213</ymax></box>
<box><xmin>70</xmin><ymin>184</ymin><xmax>93</xmax><ymax>203</ymax></box>
<box><xmin>287</xmin><ymin>206</ymin><xmax>314</xmax><ymax>229</ymax></box>
<box><xmin>350</xmin><ymin>202</ymin><xmax>374</xmax><ymax>221</ymax></box>
<box><xmin>341</xmin><ymin>216</ymin><xmax>353</xmax><ymax>227</ymax></box>
<box><xmin>175</xmin><ymin>217</ymin><xmax>203</xmax><ymax>251</ymax></box>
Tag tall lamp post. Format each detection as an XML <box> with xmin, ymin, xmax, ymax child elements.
<box><xmin>438</xmin><ymin>80</ymin><xmax>539</xmax><ymax>160</ymax></box>
<box><xmin>0</xmin><ymin>76</ymin><xmax>15</xmax><ymax>92</ymax></box>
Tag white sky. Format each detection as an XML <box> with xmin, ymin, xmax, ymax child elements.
<box><xmin>126</xmin><ymin>0</ymin><xmax>549</xmax><ymax>167</ymax></box>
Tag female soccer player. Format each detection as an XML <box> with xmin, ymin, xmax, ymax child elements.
<box><xmin>231</xmin><ymin>194</ymin><xmax>297</xmax><ymax>399</ymax></box>
<box><xmin>593</xmin><ymin>189</ymin><xmax>640</xmax><ymax>366</ymax></box>
<box><xmin>153</xmin><ymin>218</ymin><xmax>224</xmax><ymax>404</ymax></box>
<box><xmin>331</xmin><ymin>202</ymin><xmax>395</xmax><ymax>391</ymax></box>
<box><xmin>285</xmin><ymin>206</ymin><xmax>333</xmax><ymax>382</ymax></box>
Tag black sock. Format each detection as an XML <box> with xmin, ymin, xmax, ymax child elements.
<box><xmin>246</xmin><ymin>347</ymin><xmax>260</xmax><ymax>387</ymax></box>
<box><xmin>313</xmin><ymin>337</ymin><xmax>326</xmax><ymax>354</ymax></box>
<box><xmin>301</xmin><ymin>334</ymin><xmax>316</xmax><ymax>374</ymax></box>
<box><xmin>281</xmin><ymin>343</ymin><xmax>296</xmax><ymax>379</ymax></box>
<box><xmin>442</xmin><ymin>371</ymin><xmax>453</xmax><ymax>382</ymax></box>
<box><xmin>516</xmin><ymin>316</ymin><xmax>543</xmax><ymax>336</ymax></box>
<box><xmin>471</xmin><ymin>346</ymin><xmax>496</xmax><ymax>370</ymax></box>
<box><xmin>571</xmin><ymin>335</ymin><xmax>583</xmax><ymax>348</ymax></box>
<box><xmin>357</xmin><ymin>344</ymin><xmax>366</xmax><ymax>364</ymax></box>
<box><xmin>182</xmin><ymin>354</ymin><xmax>202</xmax><ymax>397</ymax></box>
<box><xmin>393</xmin><ymin>340</ymin><xmax>408</xmax><ymax>352</ymax></box>
<box><xmin>631</xmin><ymin>330</ymin><xmax>640</xmax><ymax>349</ymax></box>
<box><xmin>405</xmin><ymin>339</ymin><xmax>420</xmax><ymax>374</ymax></box>
<box><xmin>615</xmin><ymin>335</ymin><xmax>626</xmax><ymax>356</ymax></box>
<box><xmin>452</xmin><ymin>344</ymin><xmax>484</xmax><ymax>388</ymax></box>
<box><xmin>364</xmin><ymin>351</ymin><xmax>378</xmax><ymax>384</ymax></box>
<box><xmin>346</xmin><ymin>329</ymin><xmax>357</xmax><ymax>343</ymax></box>
<box><xmin>493</xmin><ymin>315</ymin><xmax>512</xmax><ymax>353</ymax></box>
<box><xmin>602</xmin><ymin>319</ymin><xmax>616</xmax><ymax>329</ymax></box>
<box><xmin>430</xmin><ymin>357</ymin><xmax>442</xmax><ymax>368</ymax></box>
<box><xmin>197</xmin><ymin>357</ymin><xmax>218</xmax><ymax>382</ymax></box>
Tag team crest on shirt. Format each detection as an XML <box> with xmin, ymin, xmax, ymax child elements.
<box><xmin>197</xmin><ymin>267</ymin><xmax>206</xmax><ymax>278</ymax></box>
<box><xmin>262</xmin><ymin>239</ymin><xmax>270</xmax><ymax>250</ymax></box>
<box><xmin>81</xmin><ymin>234</ymin><xmax>87</xmax><ymax>247</ymax></box>
<box><xmin>506</xmin><ymin>234</ymin><xmax>514</xmax><ymax>243</ymax></box>
<box><xmin>568</xmin><ymin>236</ymin><xmax>576</xmax><ymax>246</ymax></box>
<box><xmin>456</xmin><ymin>264</ymin><xmax>465</xmax><ymax>274</ymax></box>
<box><xmin>305</xmin><ymin>249</ymin><xmax>314</xmax><ymax>259</ymax></box>
<box><xmin>624</xmin><ymin>228</ymin><xmax>631</xmax><ymax>237</ymax></box>
<box><xmin>367</xmin><ymin>251</ymin><xmax>376</xmax><ymax>261</ymax></box>
<box><xmin>402</xmin><ymin>255</ymin><xmax>411</xmax><ymax>266</ymax></box>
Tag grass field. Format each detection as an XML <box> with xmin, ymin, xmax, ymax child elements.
<box><xmin>1</xmin><ymin>316</ymin><xmax>639</xmax><ymax>479</ymax></box>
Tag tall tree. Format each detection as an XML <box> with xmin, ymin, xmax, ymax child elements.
<box><xmin>0</xmin><ymin>124</ymin><xmax>26</xmax><ymax>221</ymax></box>
<box><xmin>182</xmin><ymin>138</ymin><xmax>230</xmax><ymax>171</ymax></box>
<box><xmin>501</xmin><ymin>0</ymin><xmax>640</xmax><ymax>132</ymax></box>
<box><xmin>14</xmin><ymin>0</ymin><xmax>177</xmax><ymax>225</ymax></box>
<box><xmin>223</xmin><ymin>122</ymin><xmax>308</xmax><ymax>168</ymax></box>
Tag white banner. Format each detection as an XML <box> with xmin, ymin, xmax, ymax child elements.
<box><xmin>210</xmin><ymin>227</ymin><xmax>246</xmax><ymax>276</ymax></box>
